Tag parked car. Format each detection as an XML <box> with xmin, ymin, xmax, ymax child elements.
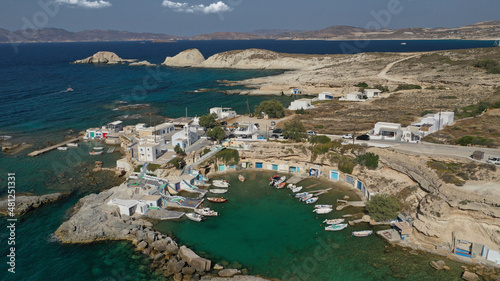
<box><xmin>487</xmin><ymin>156</ymin><xmax>500</xmax><ymax>165</ymax></box>
<box><xmin>271</xmin><ymin>134</ymin><xmax>279</xmax><ymax>139</ymax></box>
<box><xmin>342</xmin><ymin>133</ymin><xmax>353</xmax><ymax>139</ymax></box>
<box><xmin>270</xmin><ymin>125</ymin><xmax>275</xmax><ymax>130</ymax></box>
<box><xmin>273</xmin><ymin>128</ymin><xmax>282</xmax><ymax>134</ymax></box>
<box><xmin>307</xmin><ymin>130</ymin><xmax>317</xmax><ymax>136</ymax></box>
<box><xmin>220</xmin><ymin>121</ymin><xmax>227</xmax><ymax>126</ymax></box>
<box><xmin>270</xmin><ymin>121</ymin><xmax>276</xmax><ymax>126</ymax></box>
<box><xmin>356</xmin><ymin>134</ymin><xmax>370</xmax><ymax>141</ymax></box>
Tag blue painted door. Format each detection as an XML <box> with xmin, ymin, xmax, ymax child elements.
<box><xmin>272</xmin><ymin>164</ymin><xmax>278</xmax><ymax>171</ymax></box>
<box><xmin>330</xmin><ymin>170</ymin><xmax>339</xmax><ymax>180</ymax></box>
<box><xmin>256</xmin><ymin>162</ymin><xmax>263</xmax><ymax>168</ymax></box>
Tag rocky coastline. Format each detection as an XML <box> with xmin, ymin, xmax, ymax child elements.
<box><xmin>0</xmin><ymin>192</ymin><xmax>69</xmax><ymax>216</ymax></box>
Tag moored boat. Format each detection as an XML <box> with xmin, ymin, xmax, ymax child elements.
<box><xmin>352</xmin><ymin>230</ymin><xmax>373</xmax><ymax>237</ymax></box>
<box><xmin>186</xmin><ymin>213</ymin><xmax>204</xmax><ymax>222</ymax></box>
<box><xmin>315</xmin><ymin>204</ymin><xmax>333</xmax><ymax>209</ymax></box>
<box><xmin>209</xmin><ymin>189</ymin><xmax>228</xmax><ymax>194</ymax></box>
<box><xmin>194</xmin><ymin>208</ymin><xmax>218</xmax><ymax>216</ymax></box>
<box><xmin>89</xmin><ymin>151</ymin><xmax>103</xmax><ymax>155</ymax></box>
<box><xmin>207</xmin><ymin>197</ymin><xmax>227</xmax><ymax>203</ymax></box>
<box><xmin>238</xmin><ymin>174</ymin><xmax>245</xmax><ymax>182</ymax></box>
<box><xmin>323</xmin><ymin>219</ymin><xmax>345</xmax><ymax>225</ymax></box>
<box><xmin>276</xmin><ymin>182</ymin><xmax>286</xmax><ymax>189</ymax></box>
<box><xmin>57</xmin><ymin>147</ymin><xmax>68</xmax><ymax>151</ymax></box>
<box><xmin>325</xmin><ymin>223</ymin><xmax>348</xmax><ymax>231</ymax></box>
<box><xmin>212</xmin><ymin>180</ymin><xmax>230</xmax><ymax>188</ymax></box>
<box><xmin>295</xmin><ymin>192</ymin><xmax>309</xmax><ymax>198</ymax></box>
<box><xmin>93</xmin><ymin>146</ymin><xmax>104</xmax><ymax>150</ymax></box>
<box><xmin>300</xmin><ymin>194</ymin><xmax>313</xmax><ymax>201</ymax></box>
<box><xmin>313</xmin><ymin>208</ymin><xmax>333</xmax><ymax>214</ymax></box>
<box><xmin>287</xmin><ymin>184</ymin><xmax>294</xmax><ymax>189</ymax></box>
<box><xmin>305</xmin><ymin>197</ymin><xmax>319</xmax><ymax>204</ymax></box>
<box><xmin>67</xmin><ymin>143</ymin><xmax>78</xmax><ymax>147</ymax></box>
<box><xmin>291</xmin><ymin>186</ymin><xmax>302</xmax><ymax>193</ymax></box>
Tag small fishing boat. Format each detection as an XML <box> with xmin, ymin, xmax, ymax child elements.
<box><xmin>300</xmin><ymin>194</ymin><xmax>313</xmax><ymax>202</ymax></box>
<box><xmin>287</xmin><ymin>184</ymin><xmax>295</xmax><ymax>189</ymax></box>
<box><xmin>400</xmin><ymin>42</ymin><xmax>407</xmax><ymax>45</ymax></box>
<box><xmin>67</xmin><ymin>143</ymin><xmax>78</xmax><ymax>147</ymax></box>
<box><xmin>291</xmin><ymin>186</ymin><xmax>303</xmax><ymax>193</ymax></box>
<box><xmin>238</xmin><ymin>174</ymin><xmax>245</xmax><ymax>182</ymax></box>
<box><xmin>313</xmin><ymin>208</ymin><xmax>333</xmax><ymax>214</ymax></box>
<box><xmin>323</xmin><ymin>219</ymin><xmax>345</xmax><ymax>225</ymax></box>
<box><xmin>65</xmin><ymin>85</ymin><xmax>74</xmax><ymax>92</ymax></box>
<box><xmin>212</xmin><ymin>180</ymin><xmax>230</xmax><ymax>188</ymax></box>
<box><xmin>57</xmin><ymin>147</ymin><xmax>68</xmax><ymax>151</ymax></box>
<box><xmin>274</xmin><ymin>176</ymin><xmax>286</xmax><ymax>185</ymax></box>
<box><xmin>315</xmin><ymin>204</ymin><xmax>333</xmax><ymax>209</ymax></box>
<box><xmin>89</xmin><ymin>151</ymin><xmax>103</xmax><ymax>155</ymax></box>
<box><xmin>276</xmin><ymin>182</ymin><xmax>286</xmax><ymax>189</ymax></box>
<box><xmin>194</xmin><ymin>208</ymin><xmax>218</xmax><ymax>216</ymax></box>
<box><xmin>209</xmin><ymin>189</ymin><xmax>228</xmax><ymax>194</ymax></box>
<box><xmin>207</xmin><ymin>197</ymin><xmax>227</xmax><ymax>203</ymax></box>
<box><xmin>93</xmin><ymin>147</ymin><xmax>104</xmax><ymax>150</ymax></box>
<box><xmin>186</xmin><ymin>213</ymin><xmax>204</xmax><ymax>222</ymax></box>
<box><xmin>305</xmin><ymin>197</ymin><xmax>319</xmax><ymax>204</ymax></box>
<box><xmin>352</xmin><ymin>230</ymin><xmax>373</xmax><ymax>237</ymax></box>
<box><xmin>295</xmin><ymin>192</ymin><xmax>309</xmax><ymax>198</ymax></box>
<box><xmin>325</xmin><ymin>223</ymin><xmax>348</xmax><ymax>231</ymax></box>
<box><xmin>269</xmin><ymin>175</ymin><xmax>280</xmax><ymax>181</ymax></box>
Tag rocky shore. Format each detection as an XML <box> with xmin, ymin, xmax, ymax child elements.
<box><xmin>0</xmin><ymin>192</ymin><xmax>69</xmax><ymax>216</ymax></box>
<box><xmin>72</xmin><ymin>51</ymin><xmax>136</xmax><ymax>65</ymax></box>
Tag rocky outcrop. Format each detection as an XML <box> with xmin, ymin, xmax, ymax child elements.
<box><xmin>162</xmin><ymin>48</ymin><xmax>205</xmax><ymax>67</ymax></box>
<box><xmin>0</xmin><ymin>192</ymin><xmax>69</xmax><ymax>216</ymax></box>
<box><xmin>201</xmin><ymin>276</ymin><xmax>268</xmax><ymax>281</ymax></box>
<box><xmin>129</xmin><ymin>60</ymin><xmax>156</xmax><ymax>67</ymax></box>
<box><xmin>73</xmin><ymin>51</ymin><xmax>133</xmax><ymax>64</ymax></box>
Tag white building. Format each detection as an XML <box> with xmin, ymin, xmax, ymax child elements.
<box><xmin>138</xmin><ymin>123</ymin><xmax>175</xmax><ymax>139</ymax></box>
<box><xmin>116</xmin><ymin>157</ymin><xmax>133</xmax><ymax>172</ymax></box>
<box><xmin>364</xmin><ymin>89</ymin><xmax>382</xmax><ymax>98</ymax></box>
<box><xmin>137</xmin><ymin>138</ymin><xmax>167</xmax><ymax>162</ymax></box>
<box><xmin>401</xmin><ymin>126</ymin><xmax>424</xmax><ymax>143</ymax></box>
<box><xmin>318</xmin><ymin>92</ymin><xmax>334</xmax><ymax>100</ymax></box>
<box><xmin>107</xmin><ymin>199</ymin><xmax>148</xmax><ymax>216</ymax></box>
<box><xmin>140</xmin><ymin>195</ymin><xmax>162</xmax><ymax>208</ymax></box>
<box><xmin>288</xmin><ymin>98</ymin><xmax>314</xmax><ymax>110</ymax></box>
<box><xmin>411</xmin><ymin>112</ymin><xmax>454</xmax><ymax>136</ymax></box>
<box><xmin>339</xmin><ymin>92</ymin><xmax>367</xmax><ymax>102</ymax></box>
<box><xmin>234</xmin><ymin>122</ymin><xmax>259</xmax><ymax>137</ymax></box>
<box><xmin>210</xmin><ymin>107</ymin><xmax>237</xmax><ymax>120</ymax></box>
<box><xmin>171</xmin><ymin>125</ymin><xmax>200</xmax><ymax>150</ymax></box>
<box><xmin>107</xmin><ymin>120</ymin><xmax>123</xmax><ymax>133</ymax></box>
<box><xmin>370</xmin><ymin>122</ymin><xmax>402</xmax><ymax>140</ymax></box>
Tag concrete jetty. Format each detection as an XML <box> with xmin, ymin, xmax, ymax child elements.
<box><xmin>286</xmin><ymin>175</ymin><xmax>305</xmax><ymax>185</ymax></box>
<box><xmin>28</xmin><ymin>137</ymin><xmax>81</xmax><ymax>157</ymax></box>
<box><xmin>336</xmin><ymin>199</ymin><xmax>365</xmax><ymax>210</ymax></box>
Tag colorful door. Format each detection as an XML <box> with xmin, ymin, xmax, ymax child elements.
<box><xmin>330</xmin><ymin>170</ymin><xmax>339</xmax><ymax>180</ymax></box>
<box><xmin>219</xmin><ymin>165</ymin><xmax>226</xmax><ymax>171</ymax></box>
<box><xmin>272</xmin><ymin>164</ymin><xmax>278</xmax><ymax>171</ymax></box>
<box><xmin>256</xmin><ymin>162</ymin><xmax>263</xmax><ymax>168</ymax></box>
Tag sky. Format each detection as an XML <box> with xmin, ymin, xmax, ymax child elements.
<box><xmin>1</xmin><ymin>0</ymin><xmax>499</xmax><ymax>36</ymax></box>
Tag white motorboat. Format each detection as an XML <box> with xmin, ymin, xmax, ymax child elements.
<box><xmin>315</xmin><ymin>205</ymin><xmax>332</xmax><ymax>209</ymax></box>
<box><xmin>194</xmin><ymin>208</ymin><xmax>218</xmax><ymax>216</ymax></box>
<box><xmin>325</xmin><ymin>223</ymin><xmax>348</xmax><ymax>231</ymax></box>
<box><xmin>93</xmin><ymin>146</ymin><xmax>104</xmax><ymax>150</ymax></box>
<box><xmin>323</xmin><ymin>219</ymin><xmax>345</xmax><ymax>225</ymax></box>
<box><xmin>305</xmin><ymin>197</ymin><xmax>319</xmax><ymax>204</ymax></box>
<box><xmin>295</xmin><ymin>192</ymin><xmax>309</xmax><ymax>198</ymax></box>
<box><xmin>291</xmin><ymin>186</ymin><xmax>303</xmax><ymax>193</ymax></box>
<box><xmin>212</xmin><ymin>180</ymin><xmax>230</xmax><ymax>188</ymax></box>
<box><xmin>209</xmin><ymin>189</ymin><xmax>228</xmax><ymax>194</ymax></box>
<box><xmin>89</xmin><ymin>151</ymin><xmax>103</xmax><ymax>155</ymax></box>
<box><xmin>67</xmin><ymin>143</ymin><xmax>78</xmax><ymax>147</ymax></box>
<box><xmin>300</xmin><ymin>194</ymin><xmax>313</xmax><ymax>201</ymax></box>
<box><xmin>287</xmin><ymin>184</ymin><xmax>294</xmax><ymax>189</ymax></box>
<box><xmin>186</xmin><ymin>213</ymin><xmax>204</xmax><ymax>222</ymax></box>
<box><xmin>57</xmin><ymin>147</ymin><xmax>68</xmax><ymax>151</ymax></box>
<box><xmin>313</xmin><ymin>208</ymin><xmax>333</xmax><ymax>214</ymax></box>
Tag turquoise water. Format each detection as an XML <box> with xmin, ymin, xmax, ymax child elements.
<box><xmin>156</xmin><ymin>171</ymin><xmax>466</xmax><ymax>280</ymax></box>
<box><xmin>0</xmin><ymin>40</ymin><xmax>493</xmax><ymax>280</ymax></box>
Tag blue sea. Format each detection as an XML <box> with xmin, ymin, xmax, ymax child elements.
<box><xmin>0</xmin><ymin>39</ymin><xmax>495</xmax><ymax>280</ymax></box>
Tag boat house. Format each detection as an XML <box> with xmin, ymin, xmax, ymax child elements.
<box><xmin>107</xmin><ymin>199</ymin><xmax>148</xmax><ymax>216</ymax></box>
<box><xmin>288</xmin><ymin>98</ymin><xmax>314</xmax><ymax>111</ymax></box>
<box><xmin>318</xmin><ymin>92</ymin><xmax>334</xmax><ymax>100</ymax></box>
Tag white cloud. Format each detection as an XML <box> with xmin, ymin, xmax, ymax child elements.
<box><xmin>162</xmin><ymin>1</ymin><xmax>233</xmax><ymax>14</ymax></box>
<box><xmin>55</xmin><ymin>0</ymin><xmax>112</xmax><ymax>9</ymax></box>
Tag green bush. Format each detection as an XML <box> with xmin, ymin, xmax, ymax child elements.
<box><xmin>282</xmin><ymin>120</ymin><xmax>306</xmax><ymax>142</ymax></box>
<box><xmin>356</xmin><ymin>152</ymin><xmax>379</xmax><ymax>169</ymax></box>
<box><xmin>373</xmin><ymin>84</ymin><xmax>389</xmax><ymax>93</ymax></box>
<box><xmin>309</xmin><ymin>135</ymin><xmax>331</xmax><ymax>144</ymax></box>
<box><xmin>453</xmin><ymin>135</ymin><xmax>495</xmax><ymax>147</ymax></box>
<box><xmin>199</xmin><ymin>113</ymin><xmax>218</xmax><ymax>129</ymax></box>
<box><xmin>420</xmin><ymin>110</ymin><xmax>433</xmax><ymax>117</ymax></box>
<box><xmin>207</xmin><ymin>126</ymin><xmax>226</xmax><ymax>141</ymax></box>
<box><xmin>354</xmin><ymin>82</ymin><xmax>368</xmax><ymax>88</ymax></box>
<box><xmin>147</xmin><ymin>163</ymin><xmax>161</xmax><ymax>172</ymax></box>
<box><xmin>215</xmin><ymin>149</ymin><xmax>239</xmax><ymax>165</ymax></box>
<box><xmin>338</xmin><ymin>156</ymin><xmax>355</xmax><ymax>174</ymax></box>
<box><xmin>395</xmin><ymin>84</ymin><xmax>421</xmax><ymax>91</ymax></box>
<box><xmin>365</xmin><ymin>194</ymin><xmax>401</xmax><ymax>221</ymax></box>
<box><xmin>134</xmin><ymin>165</ymin><xmax>143</xmax><ymax>173</ymax></box>
<box><xmin>254</xmin><ymin>100</ymin><xmax>285</xmax><ymax>118</ymax></box>
<box><xmin>174</xmin><ymin>144</ymin><xmax>184</xmax><ymax>155</ymax></box>
<box><xmin>475</xmin><ymin>59</ymin><xmax>500</xmax><ymax>74</ymax></box>
<box><xmin>315</xmin><ymin>124</ymin><xmax>324</xmax><ymax>129</ymax></box>
<box><xmin>168</xmin><ymin>157</ymin><xmax>185</xmax><ymax>170</ymax></box>
<box><xmin>295</xmin><ymin>108</ymin><xmax>308</xmax><ymax>114</ymax></box>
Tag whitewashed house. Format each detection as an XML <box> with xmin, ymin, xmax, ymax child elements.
<box><xmin>137</xmin><ymin>138</ymin><xmax>167</xmax><ymax>162</ymax></box>
<box><xmin>107</xmin><ymin>120</ymin><xmax>123</xmax><ymax>133</ymax></box>
<box><xmin>369</xmin><ymin>122</ymin><xmax>402</xmax><ymax>140</ymax></box>
<box><xmin>364</xmin><ymin>89</ymin><xmax>382</xmax><ymax>98</ymax></box>
<box><xmin>318</xmin><ymin>92</ymin><xmax>334</xmax><ymax>100</ymax></box>
<box><xmin>234</xmin><ymin>122</ymin><xmax>259</xmax><ymax>137</ymax></box>
<box><xmin>401</xmin><ymin>126</ymin><xmax>424</xmax><ymax>143</ymax></box>
<box><xmin>339</xmin><ymin>92</ymin><xmax>367</xmax><ymax>102</ymax></box>
<box><xmin>140</xmin><ymin>195</ymin><xmax>162</xmax><ymax>208</ymax></box>
<box><xmin>172</xmin><ymin>125</ymin><xmax>200</xmax><ymax>150</ymax></box>
<box><xmin>210</xmin><ymin>107</ymin><xmax>237</xmax><ymax>120</ymax></box>
<box><xmin>107</xmin><ymin>199</ymin><xmax>148</xmax><ymax>216</ymax></box>
<box><xmin>138</xmin><ymin>123</ymin><xmax>175</xmax><ymax>139</ymax></box>
<box><xmin>288</xmin><ymin>98</ymin><xmax>314</xmax><ymax>110</ymax></box>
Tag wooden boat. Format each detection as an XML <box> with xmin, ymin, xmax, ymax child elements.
<box><xmin>305</xmin><ymin>197</ymin><xmax>319</xmax><ymax>204</ymax></box>
<box><xmin>276</xmin><ymin>182</ymin><xmax>286</xmax><ymax>189</ymax></box>
<box><xmin>212</xmin><ymin>180</ymin><xmax>230</xmax><ymax>188</ymax></box>
<box><xmin>66</xmin><ymin>143</ymin><xmax>78</xmax><ymax>147</ymax></box>
<box><xmin>323</xmin><ymin>219</ymin><xmax>345</xmax><ymax>225</ymax></box>
<box><xmin>89</xmin><ymin>151</ymin><xmax>103</xmax><ymax>155</ymax></box>
<box><xmin>291</xmin><ymin>186</ymin><xmax>303</xmax><ymax>193</ymax></box>
<box><xmin>57</xmin><ymin>147</ymin><xmax>68</xmax><ymax>151</ymax></box>
<box><xmin>313</xmin><ymin>208</ymin><xmax>333</xmax><ymax>214</ymax></box>
<box><xmin>238</xmin><ymin>174</ymin><xmax>245</xmax><ymax>182</ymax></box>
<box><xmin>186</xmin><ymin>213</ymin><xmax>204</xmax><ymax>222</ymax></box>
<box><xmin>93</xmin><ymin>146</ymin><xmax>104</xmax><ymax>150</ymax></box>
<box><xmin>315</xmin><ymin>204</ymin><xmax>333</xmax><ymax>209</ymax></box>
<box><xmin>269</xmin><ymin>175</ymin><xmax>280</xmax><ymax>181</ymax></box>
<box><xmin>207</xmin><ymin>197</ymin><xmax>227</xmax><ymax>203</ymax></box>
<box><xmin>209</xmin><ymin>189</ymin><xmax>228</xmax><ymax>194</ymax></box>
<box><xmin>194</xmin><ymin>208</ymin><xmax>218</xmax><ymax>216</ymax></box>
<box><xmin>352</xmin><ymin>230</ymin><xmax>373</xmax><ymax>237</ymax></box>
<box><xmin>325</xmin><ymin>223</ymin><xmax>348</xmax><ymax>231</ymax></box>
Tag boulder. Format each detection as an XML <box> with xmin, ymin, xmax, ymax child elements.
<box><xmin>429</xmin><ymin>260</ymin><xmax>446</xmax><ymax>270</ymax></box>
<box><xmin>162</xmin><ymin>49</ymin><xmax>205</xmax><ymax>67</ymax></box>
<box><xmin>173</xmin><ymin>273</ymin><xmax>183</xmax><ymax>281</ymax></box>
<box><xmin>462</xmin><ymin>271</ymin><xmax>479</xmax><ymax>281</ymax></box>
<box><xmin>174</xmin><ymin>260</ymin><xmax>186</xmax><ymax>273</ymax></box>
<box><xmin>179</xmin><ymin>246</ymin><xmax>211</xmax><ymax>272</ymax></box>
<box><xmin>166</xmin><ymin>243</ymin><xmax>179</xmax><ymax>254</ymax></box>
<box><xmin>182</xmin><ymin>266</ymin><xmax>196</xmax><ymax>275</ymax></box>
<box><xmin>129</xmin><ymin>60</ymin><xmax>156</xmax><ymax>67</ymax></box>
<box><xmin>152</xmin><ymin>239</ymin><xmax>169</xmax><ymax>252</ymax></box>
<box><xmin>154</xmin><ymin>253</ymin><xmax>165</xmax><ymax>261</ymax></box>
<box><xmin>218</xmin><ymin>269</ymin><xmax>241</xmax><ymax>277</ymax></box>
<box><xmin>137</xmin><ymin>241</ymin><xmax>148</xmax><ymax>251</ymax></box>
